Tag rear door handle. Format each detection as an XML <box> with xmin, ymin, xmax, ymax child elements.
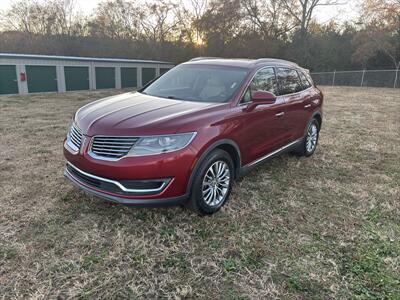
<box><xmin>304</xmin><ymin>104</ymin><xmax>311</xmax><ymax>108</ymax></box>
<box><xmin>275</xmin><ymin>112</ymin><xmax>285</xmax><ymax>117</ymax></box>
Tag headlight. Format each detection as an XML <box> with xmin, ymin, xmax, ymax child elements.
<box><xmin>127</xmin><ymin>132</ymin><xmax>196</xmax><ymax>156</ymax></box>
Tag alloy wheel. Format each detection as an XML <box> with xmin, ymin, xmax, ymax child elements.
<box><xmin>306</xmin><ymin>123</ymin><xmax>318</xmax><ymax>153</ymax></box>
<box><xmin>202</xmin><ymin>160</ymin><xmax>231</xmax><ymax>207</ymax></box>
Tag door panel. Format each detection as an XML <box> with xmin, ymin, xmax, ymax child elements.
<box><xmin>26</xmin><ymin>66</ymin><xmax>58</xmax><ymax>93</ymax></box>
<box><xmin>276</xmin><ymin>68</ymin><xmax>310</xmax><ymax>140</ymax></box>
<box><xmin>230</xmin><ymin>99</ymin><xmax>287</xmax><ymax>165</ymax></box>
<box><xmin>64</xmin><ymin>66</ymin><xmax>89</xmax><ymax>91</ymax></box>
<box><xmin>282</xmin><ymin>92</ymin><xmax>308</xmax><ymax>139</ymax></box>
<box><xmin>0</xmin><ymin>65</ymin><xmax>18</xmax><ymax>94</ymax></box>
<box><xmin>231</xmin><ymin>67</ymin><xmax>291</xmax><ymax>164</ymax></box>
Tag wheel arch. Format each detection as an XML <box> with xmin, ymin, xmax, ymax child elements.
<box><xmin>185</xmin><ymin>139</ymin><xmax>242</xmax><ymax>197</ymax></box>
<box><xmin>312</xmin><ymin>111</ymin><xmax>322</xmax><ymax>130</ymax></box>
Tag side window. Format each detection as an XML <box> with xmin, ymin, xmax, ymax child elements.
<box><xmin>242</xmin><ymin>88</ymin><xmax>251</xmax><ymax>103</ymax></box>
<box><xmin>250</xmin><ymin>68</ymin><xmax>279</xmax><ymax>95</ymax></box>
<box><xmin>276</xmin><ymin>68</ymin><xmax>303</xmax><ymax>95</ymax></box>
<box><xmin>305</xmin><ymin>72</ymin><xmax>314</xmax><ymax>86</ymax></box>
<box><xmin>299</xmin><ymin>71</ymin><xmax>312</xmax><ymax>89</ymax></box>
<box><xmin>241</xmin><ymin>67</ymin><xmax>278</xmax><ymax>103</ymax></box>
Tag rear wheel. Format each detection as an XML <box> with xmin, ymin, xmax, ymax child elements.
<box><xmin>186</xmin><ymin>149</ymin><xmax>234</xmax><ymax>215</ymax></box>
<box><xmin>296</xmin><ymin>118</ymin><xmax>320</xmax><ymax>157</ymax></box>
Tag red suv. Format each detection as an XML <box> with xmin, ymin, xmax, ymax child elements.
<box><xmin>64</xmin><ymin>58</ymin><xmax>323</xmax><ymax>215</ymax></box>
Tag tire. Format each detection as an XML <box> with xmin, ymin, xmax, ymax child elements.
<box><xmin>295</xmin><ymin>118</ymin><xmax>320</xmax><ymax>157</ymax></box>
<box><xmin>186</xmin><ymin>149</ymin><xmax>234</xmax><ymax>215</ymax></box>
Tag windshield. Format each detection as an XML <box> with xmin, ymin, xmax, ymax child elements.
<box><xmin>141</xmin><ymin>64</ymin><xmax>249</xmax><ymax>103</ymax></box>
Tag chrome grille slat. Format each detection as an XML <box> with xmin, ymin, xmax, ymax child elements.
<box><xmin>92</xmin><ymin>145</ymin><xmax>132</xmax><ymax>149</ymax></box>
<box><xmin>93</xmin><ymin>142</ymin><xmax>135</xmax><ymax>145</ymax></box>
<box><xmin>71</xmin><ymin>133</ymin><xmax>81</xmax><ymax>143</ymax></box>
<box><xmin>93</xmin><ymin>139</ymin><xmax>138</xmax><ymax>142</ymax></box>
<box><xmin>70</xmin><ymin>136</ymin><xmax>80</xmax><ymax>145</ymax></box>
<box><xmin>70</xmin><ymin>136</ymin><xmax>81</xmax><ymax>146</ymax></box>
<box><xmin>91</xmin><ymin>148</ymin><xmax>128</xmax><ymax>153</ymax></box>
<box><xmin>71</xmin><ymin>130</ymin><xmax>81</xmax><ymax>140</ymax></box>
<box><xmin>67</xmin><ymin>123</ymin><xmax>83</xmax><ymax>150</ymax></box>
<box><xmin>96</xmin><ymin>136</ymin><xmax>137</xmax><ymax>141</ymax></box>
<box><xmin>72</xmin><ymin>127</ymin><xmax>81</xmax><ymax>134</ymax></box>
<box><xmin>90</xmin><ymin>136</ymin><xmax>138</xmax><ymax>159</ymax></box>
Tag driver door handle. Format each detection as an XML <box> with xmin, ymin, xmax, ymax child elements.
<box><xmin>275</xmin><ymin>112</ymin><xmax>285</xmax><ymax>117</ymax></box>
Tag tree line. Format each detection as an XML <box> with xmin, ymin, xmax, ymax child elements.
<box><xmin>0</xmin><ymin>0</ymin><xmax>399</xmax><ymax>71</ymax></box>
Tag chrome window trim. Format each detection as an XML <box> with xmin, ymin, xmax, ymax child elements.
<box><xmin>244</xmin><ymin>138</ymin><xmax>303</xmax><ymax>167</ymax></box>
<box><xmin>66</xmin><ymin>162</ymin><xmax>169</xmax><ymax>193</ymax></box>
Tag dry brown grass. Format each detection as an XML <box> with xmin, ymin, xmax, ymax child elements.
<box><xmin>0</xmin><ymin>86</ymin><xmax>399</xmax><ymax>299</ymax></box>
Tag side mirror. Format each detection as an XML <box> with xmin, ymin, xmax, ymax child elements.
<box><xmin>252</xmin><ymin>91</ymin><xmax>277</xmax><ymax>104</ymax></box>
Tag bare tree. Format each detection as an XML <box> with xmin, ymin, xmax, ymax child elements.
<box><xmin>52</xmin><ymin>0</ymin><xmax>78</xmax><ymax>35</ymax></box>
<box><xmin>353</xmin><ymin>0</ymin><xmax>400</xmax><ymax>68</ymax></box>
<box><xmin>242</xmin><ymin>0</ymin><xmax>296</xmax><ymax>39</ymax></box>
<box><xmin>190</xmin><ymin>0</ymin><xmax>208</xmax><ymax>44</ymax></box>
<box><xmin>89</xmin><ymin>0</ymin><xmax>143</xmax><ymax>39</ymax></box>
<box><xmin>140</xmin><ymin>0</ymin><xmax>180</xmax><ymax>43</ymax></box>
<box><xmin>0</xmin><ymin>0</ymin><xmax>397</xmax><ymax>70</ymax></box>
<box><xmin>280</xmin><ymin>0</ymin><xmax>346</xmax><ymax>38</ymax></box>
<box><xmin>1</xmin><ymin>0</ymin><xmax>84</xmax><ymax>36</ymax></box>
<box><xmin>1</xmin><ymin>0</ymin><xmax>47</xmax><ymax>34</ymax></box>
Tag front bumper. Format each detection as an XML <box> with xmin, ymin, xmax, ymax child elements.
<box><xmin>66</xmin><ymin>163</ymin><xmax>171</xmax><ymax>196</ymax></box>
<box><xmin>63</xmin><ymin>136</ymin><xmax>198</xmax><ymax>205</ymax></box>
<box><xmin>64</xmin><ymin>164</ymin><xmax>188</xmax><ymax>206</ymax></box>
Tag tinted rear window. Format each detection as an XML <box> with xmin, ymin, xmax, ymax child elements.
<box><xmin>277</xmin><ymin>68</ymin><xmax>303</xmax><ymax>95</ymax></box>
<box><xmin>299</xmin><ymin>71</ymin><xmax>312</xmax><ymax>89</ymax></box>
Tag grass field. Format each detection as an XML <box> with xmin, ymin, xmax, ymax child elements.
<box><xmin>0</xmin><ymin>86</ymin><xmax>399</xmax><ymax>299</ymax></box>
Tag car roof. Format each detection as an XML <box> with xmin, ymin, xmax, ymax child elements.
<box><xmin>184</xmin><ymin>57</ymin><xmax>302</xmax><ymax>70</ymax></box>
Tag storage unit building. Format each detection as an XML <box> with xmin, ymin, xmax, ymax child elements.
<box><xmin>142</xmin><ymin>67</ymin><xmax>157</xmax><ymax>86</ymax></box>
<box><xmin>0</xmin><ymin>65</ymin><xmax>18</xmax><ymax>94</ymax></box>
<box><xmin>64</xmin><ymin>66</ymin><xmax>90</xmax><ymax>91</ymax></box>
<box><xmin>0</xmin><ymin>53</ymin><xmax>174</xmax><ymax>95</ymax></box>
<box><xmin>95</xmin><ymin>67</ymin><xmax>116</xmax><ymax>89</ymax></box>
<box><xmin>160</xmin><ymin>68</ymin><xmax>171</xmax><ymax>75</ymax></box>
<box><xmin>26</xmin><ymin>65</ymin><xmax>58</xmax><ymax>93</ymax></box>
<box><xmin>121</xmin><ymin>67</ymin><xmax>138</xmax><ymax>88</ymax></box>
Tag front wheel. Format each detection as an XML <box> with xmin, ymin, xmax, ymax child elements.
<box><xmin>296</xmin><ymin>118</ymin><xmax>320</xmax><ymax>157</ymax></box>
<box><xmin>186</xmin><ymin>149</ymin><xmax>234</xmax><ymax>215</ymax></box>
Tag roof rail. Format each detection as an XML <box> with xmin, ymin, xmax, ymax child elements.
<box><xmin>255</xmin><ymin>58</ymin><xmax>299</xmax><ymax>66</ymax></box>
<box><xmin>189</xmin><ymin>57</ymin><xmax>221</xmax><ymax>62</ymax></box>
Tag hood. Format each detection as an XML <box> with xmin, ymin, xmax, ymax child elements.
<box><xmin>75</xmin><ymin>92</ymin><xmax>225</xmax><ymax>136</ymax></box>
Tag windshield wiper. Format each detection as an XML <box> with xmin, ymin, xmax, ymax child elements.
<box><xmin>166</xmin><ymin>95</ymin><xmax>184</xmax><ymax>100</ymax></box>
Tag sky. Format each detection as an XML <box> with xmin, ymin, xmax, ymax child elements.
<box><xmin>0</xmin><ymin>0</ymin><xmax>360</xmax><ymax>24</ymax></box>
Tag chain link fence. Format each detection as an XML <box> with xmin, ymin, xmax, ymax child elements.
<box><xmin>311</xmin><ymin>70</ymin><xmax>400</xmax><ymax>88</ymax></box>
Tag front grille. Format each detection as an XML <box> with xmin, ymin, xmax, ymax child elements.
<box><xmin>90</xmin><ymin>136</ymin><xmax>138</xmax><ymax>159</ymax></box>
<box><xmin>68</xmin><ymin>123</ymin><xmax>83</xmax><ymax>150</ymax></box>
